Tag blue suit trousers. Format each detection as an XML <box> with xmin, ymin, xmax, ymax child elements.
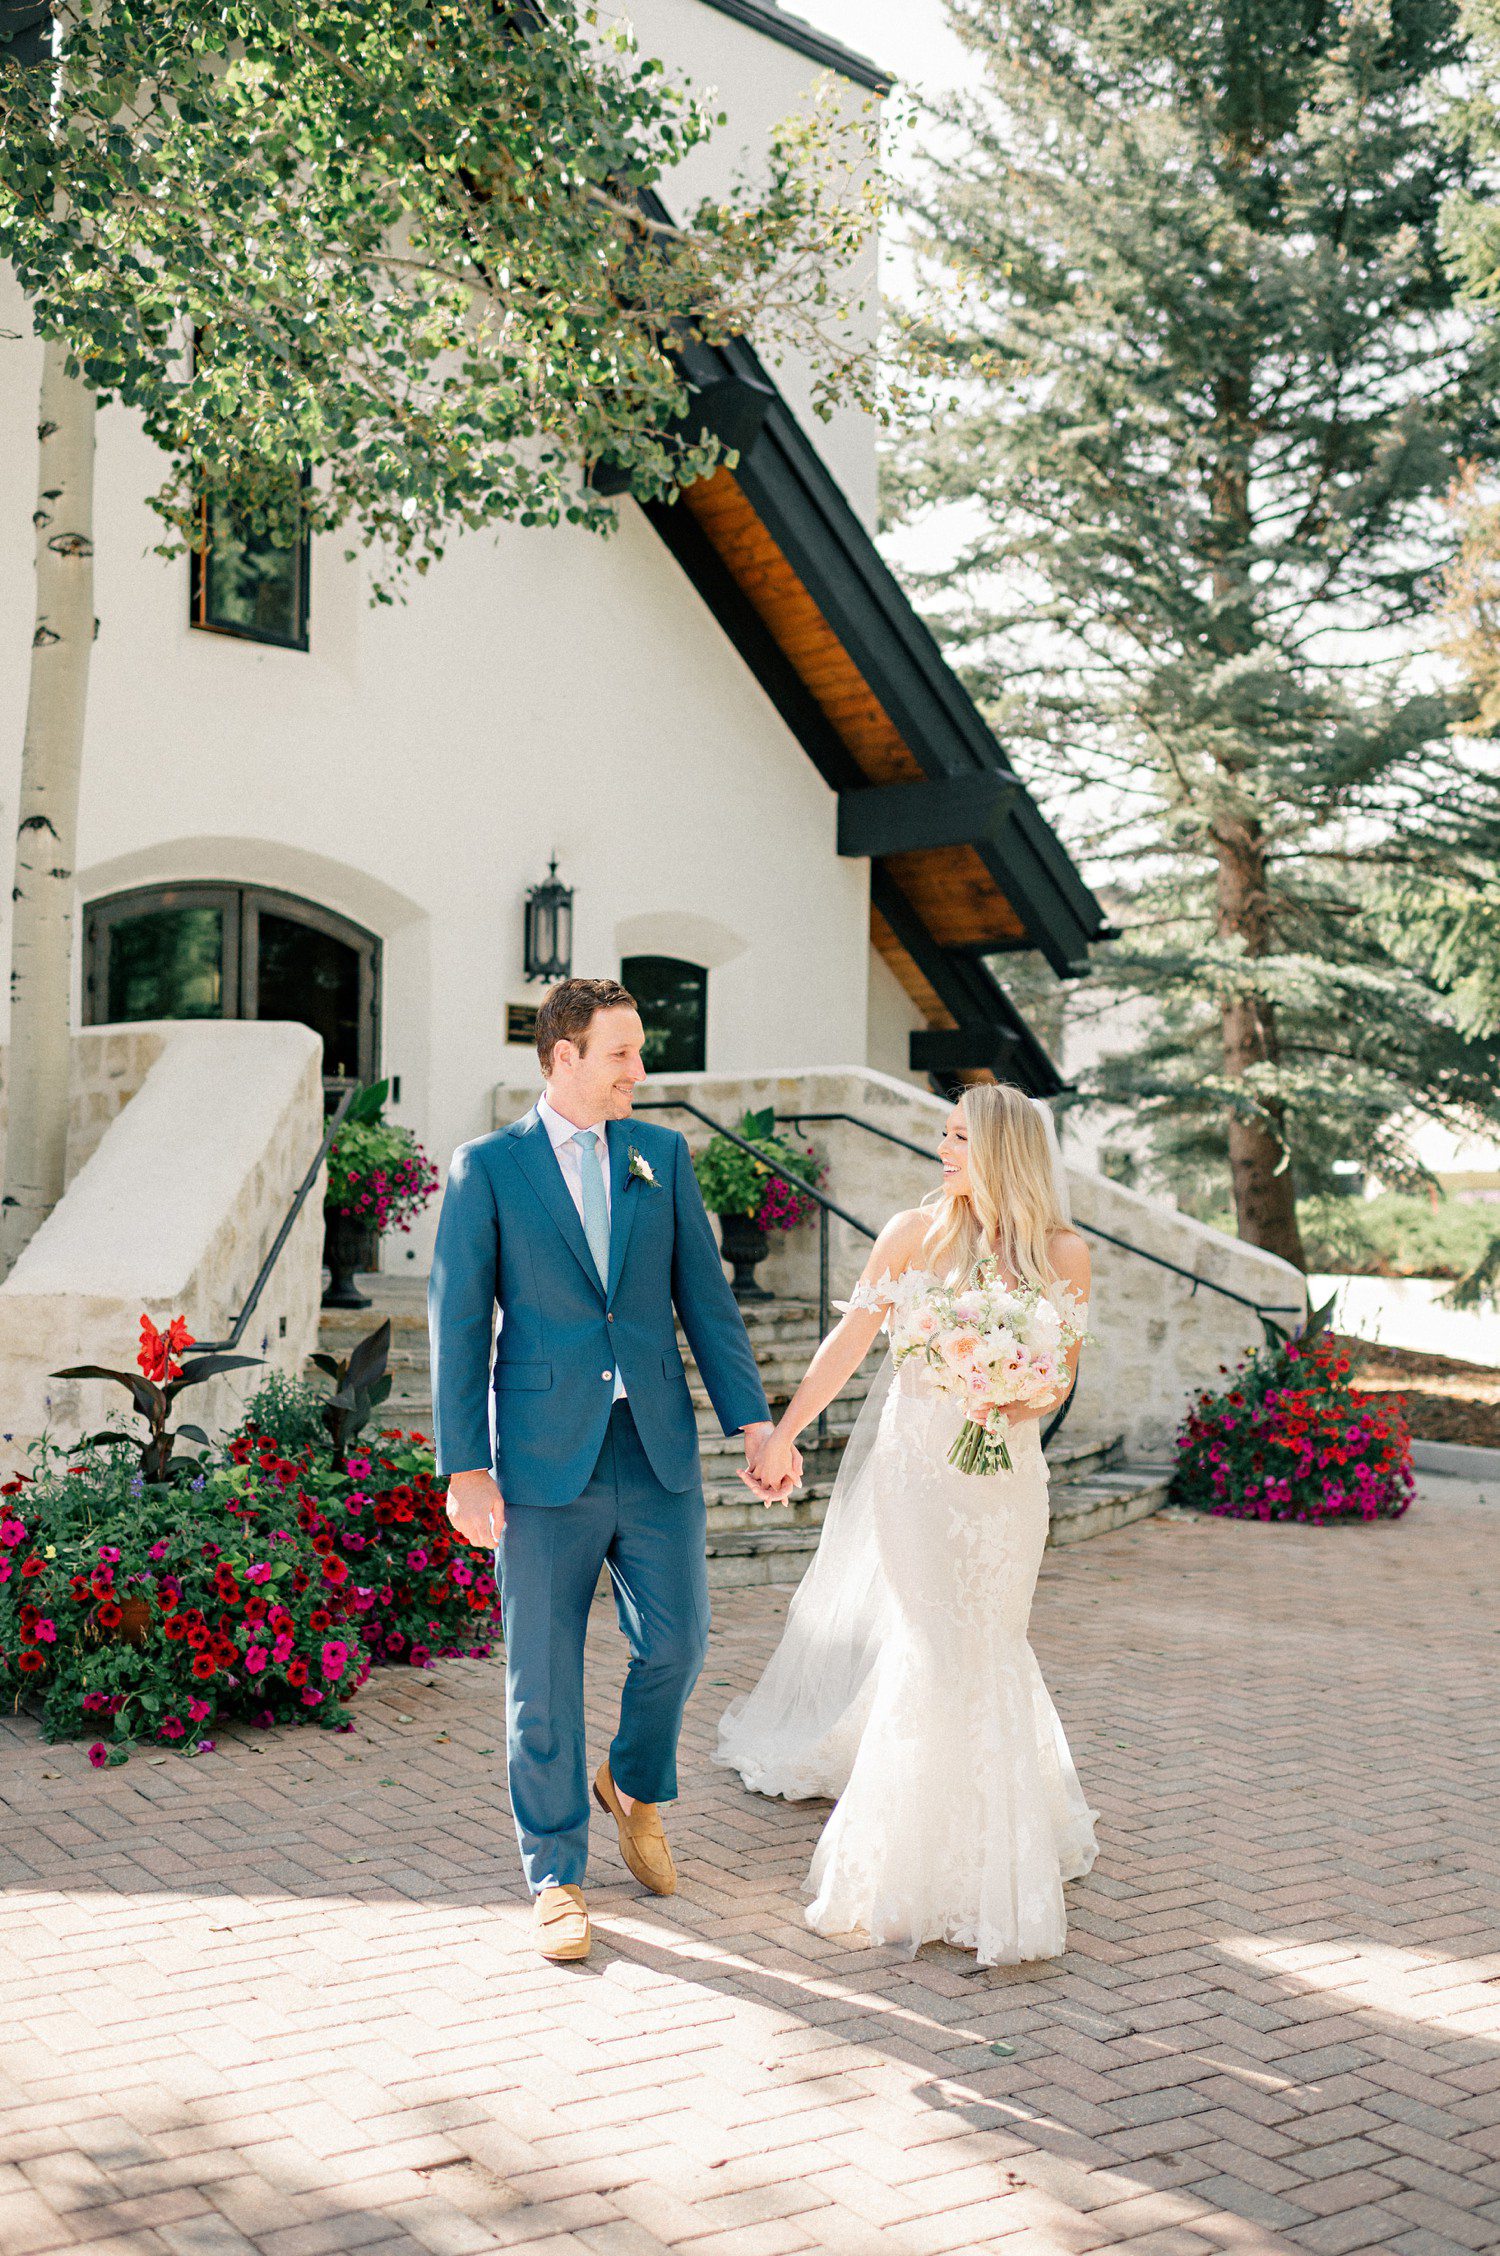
<box><xmin>495</xmin><ymin>1400</ymin><xmax>710</xmax><ymax>1893</ymax></box>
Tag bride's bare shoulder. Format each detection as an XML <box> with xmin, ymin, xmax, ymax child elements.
<box><xmin>873</xmin><ymin>1207</ymin><xmax>930</xmax><ymax>1270</ymax></box>
<box><xmin>1047</xmin><ymin>1226</ymin><xmax>1090</xmax><ymax>1287</ymax></box>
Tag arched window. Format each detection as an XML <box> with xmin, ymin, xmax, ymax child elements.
<box><xmin>622</xmin><ymin>955</ymin><xmax>707</xmax><ymax>1074</ymax></box>
<box><xmin>84</xmin><ymin>884</ymin><xmax>378</xmax><ymax>1093</ymax></box>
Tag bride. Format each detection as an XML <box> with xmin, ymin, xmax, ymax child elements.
<box><xmin>717</xmin><ymin>1084</ymin><xmax>1099</xmax><ymax>1967</ymax></box>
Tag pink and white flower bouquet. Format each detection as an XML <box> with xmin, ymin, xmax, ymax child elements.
<box><xmin>876</xmin><ymin>1265</ymin><xmax>1091</xmax><ymax>1475</ymax></box>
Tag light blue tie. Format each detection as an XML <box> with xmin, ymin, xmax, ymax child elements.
<box><xmin>572</xmin><ymin>1129</ymin><xmax>611</xmax><ymax>1286</ymax></box>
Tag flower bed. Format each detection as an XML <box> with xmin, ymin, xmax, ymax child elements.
<box><xmin>1171</xmin><ymin>1322</ymin><xmax>1414</xmax><ymax>1523</ymax></box>
<box><xmin>0</xmin><ymin>1335</ymin><xmax>502</xmax><ymax>1763</ymax></box>
<box><xmin>692</xmin><ymin>1106</ymin><xmax>825</xmax><ymax>1232</ymax></box>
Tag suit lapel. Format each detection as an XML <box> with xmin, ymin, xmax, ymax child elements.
<box><xmin>509</xmin><ymin>1109</ymin><xmax>605</xmax><ymax>1299</ymax></box>
<box><xmin>604</xmin><ymin>1119</ymin><xmax>640</xmax><ymax>1305</ymax></box>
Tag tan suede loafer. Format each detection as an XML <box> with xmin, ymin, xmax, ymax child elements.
<box><xmin>593</xmin><ymin>1760</ymin><xmax>677</xmax><ymax>1896</ymax></box>
<box><xmin>533</xmin><ymin>1883</ymin><xmax>591</xmax><ymax>1962</ymax></box>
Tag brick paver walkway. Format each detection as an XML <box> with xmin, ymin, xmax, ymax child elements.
<box><xmin>3</xmin><ymin>1472</ymin><xmax>1498</xmax><ymax>2256</ymax></box>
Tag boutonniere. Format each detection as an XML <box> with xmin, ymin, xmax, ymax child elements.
<box><xmin>627</xmin><ymin>1146</ymin><xmax>659</xmax><ymax>1188</ymax></box>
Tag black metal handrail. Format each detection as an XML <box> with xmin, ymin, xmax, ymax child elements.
<box><xmin>781</xmin><ymin>1108</ymin><xmax>1303</xmax><ymax>1320</ymax></box>
<box><xmin>194</xmin><ymin>1086</ymin><xmax>354</xmax><ymax>1354</ymax></box>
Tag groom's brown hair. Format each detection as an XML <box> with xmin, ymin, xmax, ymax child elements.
<box><xmin>536</xmin><ymin>976</ymin><xmax>638</xmax><ymax>1072</ymax></box>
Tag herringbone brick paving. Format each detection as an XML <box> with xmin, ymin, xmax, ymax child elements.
<box><xmin>2</xmin><ymin>1472</ymin><xmax>1497</xmax><ymax>2256</ymax></box>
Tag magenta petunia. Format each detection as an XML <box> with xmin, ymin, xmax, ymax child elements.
<box><xmin>87</xmin><ymin>1742</ymin><xmax>109</xmax><ymax>1766</ymax></box>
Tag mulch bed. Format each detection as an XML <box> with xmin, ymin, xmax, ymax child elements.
<box><xmin>1338</xmin><ymin>1331</ymin><xmax>1500</xmax><ymax>1451</ymax></box>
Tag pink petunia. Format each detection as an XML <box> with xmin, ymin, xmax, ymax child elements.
<box><xmin>300</xmin><ymin>1687</ymin><xmax>324</xmax><ymax>1706</ymax></box>
<box><xmin>0</xmin><ymin>1517</ymin><xmax>26</xmax><ymax>1548</ymax></box>
<box><xmin>87</xmin><ymin>1742</ymin><xmax>109</xmax><ymax>1766</ymax></box>
<box><xmin>245</xmin><ymin>1563</ymin><xmax>273</xmax><ymax>1585</ymax></box>
<box><xmin>243</xmin><ymin>1646</ymin><xmax>268</xmax><ymax>1675</ymax></box>
<box><xmin>158</xmin><ymin>1717</ymin><xmax>185</xmax><ymax>1740</ymax></box>
<box><xmin>320</xmin><ymin>1639</ymin><xmax>350</xmax><ymax>1681</ymax></box>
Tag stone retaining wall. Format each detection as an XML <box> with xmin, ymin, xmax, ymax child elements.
<box><xmin>0</xmin><ymin>1022</ymin><xmax>172</xmax><ymax>1186</ymax></box>
<box><xmin>0</xmin><ymin>1020</ymin><xmax>326</xmax><ymax>1463</ymax></box>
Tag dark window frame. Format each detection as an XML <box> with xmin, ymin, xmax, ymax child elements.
<box><xmin>189</xmin><ymin>481</ymin><xmax>312</xmax><ymax>652</ymax></box>
<box><xmin>622</xmin><ymin>954</ymin><xmax>708</xmax><ymax>1075</ymax></box>
<box><xmin>83</xmin><ymin>882</ymin><xmax>379</xmax><ymax>1088</ymax></box>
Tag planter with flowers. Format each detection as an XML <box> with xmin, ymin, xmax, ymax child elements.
<box><xmin>691</xmin><ymin>1108</ymin><xmax>826</xmax><ymax>1300</ymax></box>
<box><xmin>0</xmin><ymin>1313</ymin><xmax>502</xmax><ymax>1765</ymax></box>
<box><xmin>324</xmin><ymin>1080</ymin><xmax>439</xmax><ymax>1308</ymax></box>
<box><xmin>1170</xmin><ymin>1302</ymin><xmax>1414</xmax><ymax>1524</ymax></box>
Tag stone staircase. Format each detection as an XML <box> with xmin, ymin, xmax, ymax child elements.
<box><xmin>317</xmin><ymin>1275</ymin><xmax>1170</xmax><ymax>1586</ymax></box>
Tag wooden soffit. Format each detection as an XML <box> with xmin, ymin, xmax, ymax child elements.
<box><xmin>679</xmin><ymin>468</ymin><xmax>1028</xmax><ymax>981</ymax></box>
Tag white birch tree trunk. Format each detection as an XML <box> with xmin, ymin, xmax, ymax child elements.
<box><xmin>0</xmin><ymin>337</ymin><xmax>96</xmax><ymax>1276</ymax></box>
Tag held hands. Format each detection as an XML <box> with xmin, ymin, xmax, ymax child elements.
<box><xmin>741</xmin><ymin>1421</ymin><xmax>803</xmax><ymax>1505</ymax></box>
<box><xmin>445</xmin><ymin>1468</ymin><xmax>505</xmax><ymax>1548</ymax></box>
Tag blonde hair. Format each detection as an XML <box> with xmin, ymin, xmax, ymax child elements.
<box><xmin>922</xmin><ymin>1084</ymin><xmax>1069</xmax><ymax>1288</ymax></box>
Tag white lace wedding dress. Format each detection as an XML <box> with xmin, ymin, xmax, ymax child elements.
<box><xmin>715</xmin><ymin>1276</ymin><xmax>1098</xmax><ymax>1967</ymax></box>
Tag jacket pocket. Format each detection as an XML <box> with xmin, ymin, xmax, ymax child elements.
<box><xmin>494</xmin><ymin>1361</ymin><xmax>553</xmax><ymax>1392</ymax></box>
<box><xmin>662</xmin><ymin>1353</ymin><xmax>687</xmax><ymax>1381</ymax></box>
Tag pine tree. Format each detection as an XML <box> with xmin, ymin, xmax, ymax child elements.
<box><xmin>893</xmin><ymin>0</ymin><xmax>1500</xmax><ymax>1267</ymax></box>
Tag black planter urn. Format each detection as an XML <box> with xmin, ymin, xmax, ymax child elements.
<box><xmin>717</xmin><ymin>1209</ymin><xmax>773</xmax><ymax>1301</ymax></box>
<box><xmin>323</xmin><ymin>1211</ymin><xmax>379</xmax><ymax>1309</ymax></box>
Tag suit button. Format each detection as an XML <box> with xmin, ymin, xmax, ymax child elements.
<box><xmin>607</xmin><ymin>1313</ymin><xmax>615</xmax><ymax>1324</ymax></box>
<box><xmin>602</xmin><ymin>1370</ymin><xmax>613</xmax><ymax>1382</ymax></box>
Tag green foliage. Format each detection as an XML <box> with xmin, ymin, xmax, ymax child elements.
<box><xmin>892</xmin><ymin>0</ymin><xmax>1500</xmax><ymax>1234</ymax></box>
<box><xmin>325</xmin><ymin>1095</ymin><xmax>438</xmax><ymax>1231</ymax></box>
<box><xmin>1296</xmin><ymin>1194</ymin><xmax>1499</xmax><ymax>1280</ymax></box>
<box><xmin>240</xmin><ymin>1371</ymin><xmax>328</xmax><ymax>1456</ymax></box>
<box><xmin>691</xmin><ymin>1109</ymin><xmax>824</xmax><ymax>1227</ymax></box>
<box><xmin>0</xmin><ymin>0</ymin><xmax>879</xmax><ymax>582</ymax></box>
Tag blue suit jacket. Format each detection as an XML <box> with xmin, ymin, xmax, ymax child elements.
<box><xmin>426</xmin><ymin>1107</ymin><xmax>771</xmax><ymax>1508</ymax></box>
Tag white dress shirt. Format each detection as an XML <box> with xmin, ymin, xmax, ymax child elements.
<box><xmin>536</xmin><ymin>1089</ymin><xmax>625</xmax><ymax>1401</ymax></box>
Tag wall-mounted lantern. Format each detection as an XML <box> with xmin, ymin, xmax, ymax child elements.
<box><xmin>524</xmin><ymin>856</ymin><xmax>573</xmax><ymax>985</ymax></box>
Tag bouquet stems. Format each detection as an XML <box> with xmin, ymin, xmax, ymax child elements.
<box><xmin>948</xmin><ymin>1417</ymin><xmax>1013</xmax><ymax>1477</ymax></box>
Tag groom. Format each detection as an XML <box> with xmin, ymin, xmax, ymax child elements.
<box><xmin>428</xmin><ymin>976</ymin><xmax>795</xmax><ymax>1961</ymax></box>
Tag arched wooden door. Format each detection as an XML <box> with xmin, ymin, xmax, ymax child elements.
<box><xmin>84</xmin><ymin>883</ymin><xmax>379</xmax><ymax>1099</ymax></box>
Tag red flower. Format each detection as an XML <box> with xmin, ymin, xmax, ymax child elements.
<box><xmin>190</xmin><ymin>1655</ymin><xmax>217</xmax><ymax>1680</ymax></box>
<box><xmin>19</xmin><ymin>1556</ymin><xmax>44</xmax><ymax>1579</ymax></box>
<box><xmin>96</xmin><ymin>1601</ymin><xmax>123</xmax><ymax>1628</ymax></box>
<box><xmin>163</xmin><ymin>1615</ymin><xmax>189</xmax><ymax>1642</ymax></box>
<box><xmin>286</xmin><ymin>1658</ymin><xmax>309</xmax><ymax>1687</ymax></box>
<box><xmin>138</xmin><ymin>1312</ymin><xmax>195</xmax><ymax>1384</ymax></box>
<box><xmin>17</xmin><ymin>1650</ymin><xmax>44</xmax><ymax>1673</ymax></box>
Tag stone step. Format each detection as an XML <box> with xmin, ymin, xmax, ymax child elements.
<box><xmin>1047</xmin><ymin>1465</ymin><xmax>1173</xmax><ymax>1546</ymax></box>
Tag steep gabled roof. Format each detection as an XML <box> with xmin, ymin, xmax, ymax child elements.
<box><xmin>693</xmin><ymin>1</ymin><xmax>892</xmax><ymax>93</ymax></box>
<box><xmin>624</xmin><ymin>333</ymin><xmax>1109</xmax><ymax>1096</ymax></box>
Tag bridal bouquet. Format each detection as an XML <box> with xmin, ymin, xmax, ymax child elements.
<box><xmin>878</xmin><ymin>1265</ymin><xmax>1091</xmax><ymax>1476</ymax></box>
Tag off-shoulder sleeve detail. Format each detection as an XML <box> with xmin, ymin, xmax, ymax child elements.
<box><xmin>834</xmin><ymin>1268</ymin><xmax>901</xmax><ymax>1316</ymax></box>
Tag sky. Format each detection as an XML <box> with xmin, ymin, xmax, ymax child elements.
<box><xmin>788</xmin><ymin>0</ymin><xmax>975</xmax><ymax>108</ymax></box>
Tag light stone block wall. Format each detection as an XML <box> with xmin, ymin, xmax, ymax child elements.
<box><xmin>0</xmin><ymin>1020</ymin><xmax>326</xmax><ymax>1465</ymax></box>
<box><xmin>490</xmin><ymin>1066</ymin><xmax>1307</xmax><ymax>1461</ymax></box>
<box><xmin>0</xmin><ymin>1022</ymin><xmax>171</xmax><ymax>1186</ymax></box>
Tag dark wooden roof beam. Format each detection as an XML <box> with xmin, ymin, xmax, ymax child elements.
<box><xmin>837</xmin><ymin>773</ymin><xmax>1025</xmax><ymax>859</ymax></box>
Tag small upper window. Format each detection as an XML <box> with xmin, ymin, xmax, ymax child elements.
<box><xmin>190</xmin><ymin>486</ymin><xmax>310</xmax><ymax>649</ymax></box>
<box><xmin>623</xmin><ymin>955</ymin><xmax>707</xmax><ymax>1073</ymax></box>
